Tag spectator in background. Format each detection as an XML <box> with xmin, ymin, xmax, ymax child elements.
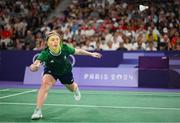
<box><xmin>146</xmin><ymin>42</ymin><xmax>157</xmax><ymax>51</ymax></box>
<box><xmin>176</xmin><ymin>42</ymin><xmax>180</xmax><ymax>51</ymax></box>
<box><xmin>145</xmin><ymin>34</ymin><xmax>157</xmax><ymax>51</ymax></box>
<box><xmin>133</xmin><ymin>34</ymin><xmax>146</xmax><ymax>50</ymax></box>
<box><xmin>123</xmin><ymin>36</ymin><xmax>133</xmax><ymax>51</ymax></box>
<box><xmin>171</xmin><ymin>30</ymin><xmax>180</xmax><ymax>50</ymax></box>
<box><xmin>95</xmin><ymin>40</ymin><xmax>103</xmax><ymax>51</ymax></box>
<box><xmin>25</xmin><ymin>30</ymin><xmax>35</xmax><ymax>50</ymax></box>
<box><xmin>105</xmin><ymin>41</ymin><xmax>117</xmax><ymax>50</ymax></box>
<box><xmin>159</xmin><ymin>33</ymin><xmax>170</xmax><ymax>51</ymax></box>
<box><xmin>117</xmin><ymin>42</ymin><xmax>128</xmax><ymax>51</ymax></box>
<box><xmin>145</xmin><ymin>27</ymin><xmax>159</xmax><ymax>46</ymax></box>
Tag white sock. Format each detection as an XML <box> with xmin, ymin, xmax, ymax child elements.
<box><xmin>35</xmin><ymin>108</ymin><xmax>41</xmax><ymax>112</ymax></box>
<box><xmin>74</xmin><ymin>86</ymin><xmax>80</xmax><ymax>96</ymax></box>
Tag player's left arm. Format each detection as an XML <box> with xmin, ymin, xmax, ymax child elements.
<box><xmin>74</xmin><ymin>48</ymin><xmax>102</xmax><ymax>58</ymax></box>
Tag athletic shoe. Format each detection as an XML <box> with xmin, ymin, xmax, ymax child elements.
<box><xmin>74</xmin><ymin>89</ymin><xmax>81</xmax><ymax>101</ymax></box>
<box><xmin>31</xmin><ymin>109</ymin><xmax>43</xmax><ymax>120</ymax></box>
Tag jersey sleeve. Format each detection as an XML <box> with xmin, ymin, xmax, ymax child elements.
<box><xmin>36</xmin><ymin>51</ymin><xmax>48</xmax><ymax>62</ymax></box>
<box><xmin>66</xmin><ymin>44</ymin><xmax>75</xmax><ymax>55</ymax></box>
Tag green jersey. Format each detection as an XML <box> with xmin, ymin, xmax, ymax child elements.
<box><xmin>37</xmin><ymin>44</ymin><xmax>75</xmax><ymax>75</ymax></box>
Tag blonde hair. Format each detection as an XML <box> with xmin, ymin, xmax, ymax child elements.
<box><xmin>45</xmin><ymin>30</ymin><xmax>63</xmax><ymax>41</ymax></box>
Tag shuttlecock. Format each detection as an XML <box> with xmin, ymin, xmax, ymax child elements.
<box><xmin>139</xmin><ymin>5</ymin><xmax>149</xmax><ymax>12</ymax></box>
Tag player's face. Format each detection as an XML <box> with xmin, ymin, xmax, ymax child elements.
<box><xmin>47</xmin><ymin>35</ymin><xmax>61</xmax><ymax>49</ymax></box>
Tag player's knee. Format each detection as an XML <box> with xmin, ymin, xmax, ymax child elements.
<box><xmin>40</xmin><ymin>82</ymin><xmax>51</xmax><ymax>92</ymax></box>
<box><xmin>71</xmin><ymin>82</ymin><xmax>78</xmax><ymax>91</ymax></box>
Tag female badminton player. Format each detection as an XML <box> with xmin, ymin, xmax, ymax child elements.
<box><xmin>30</xmin><ymin>31</ymin><xmax>102</xmax><ymax>120</ymax></box>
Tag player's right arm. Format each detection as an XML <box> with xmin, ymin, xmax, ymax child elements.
<box><xmin>30</xmin><ymin>50</ymin><xmax>47</xmax><ymax>72</ymax></box>
<box><xmin>30</xmin><ymin>60</ymin><xmax>42</xmax><ymax>72</ymax></box>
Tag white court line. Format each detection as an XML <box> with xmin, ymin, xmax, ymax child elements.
<box><xmin>0</xmin><ymin>122</ymin><xmax>180</xmax><ymax>123</ymax></box>
<box><xmin>0</xmin><ymin>102</ymin><xmax>180</xmax><ymax>111</ymax></box>
<box><xmin>0</xmin><ymin>89</ymin><xmax>9</xmax><ymax>92</ymax></box>
<box><xmin>0</xmin><ymin>89</ymin><xmax>37</xmax><ymax>99</ymax></box>
<box><xmin>49</xmin><ymin>91</ymin><xmax>180</xmax><ymax>97</ymax></box>
<box><xmin>0</xmin><ymin>121</ymin><xmax>180</xmax><ymax>123</ymax></box>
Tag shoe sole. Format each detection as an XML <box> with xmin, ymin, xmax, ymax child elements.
<box><xmin>31</xmin><ymin>115</ymin><xmax>43</xmax><ymax>120</ymax></box>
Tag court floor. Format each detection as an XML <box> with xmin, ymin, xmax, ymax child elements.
<box><xmin>0</xmin><ymin>88</ymin><xmax>180</xmax><ymax>123</ymax></box>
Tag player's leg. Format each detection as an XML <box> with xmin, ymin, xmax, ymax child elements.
<box><xmin>59</xmin><ymin>72</ymin><xmax>81</xmax><ymax>101</ymax></box>
<box><xmin>65</xmin><ymin>82</ymin><xmax>81</xmax><ymax>101</ymax></box>
<box><xmin>36</xmin><ymin>74</ymin><xmax>56</xmax><ymax>108</ymax></box>
<box><xmin>31</xmin><ymin>74</ymin><xmax>56</xmax><ymax>120</ymax></box>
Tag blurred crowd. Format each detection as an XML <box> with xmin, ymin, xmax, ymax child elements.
<box><xmin>0</xmin><ymin>0</ymin><xmax>59</xmax><ymax>50</ymax></box>
<box><xmin>0</xmin><ymin>0</ymin><xmax>179</xmax><ymax>51</ymax></box>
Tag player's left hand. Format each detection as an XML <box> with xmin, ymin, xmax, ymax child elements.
<box><xmin>91</xmin><ymin>52</ymin><xmax>102</xmax><ymax>58</ymax></box>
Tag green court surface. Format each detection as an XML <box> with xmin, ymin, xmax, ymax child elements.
<box><xmin>0</xmin><ymin>88</ymin><xmax>180</xmax><ymax>123</ymax></box>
